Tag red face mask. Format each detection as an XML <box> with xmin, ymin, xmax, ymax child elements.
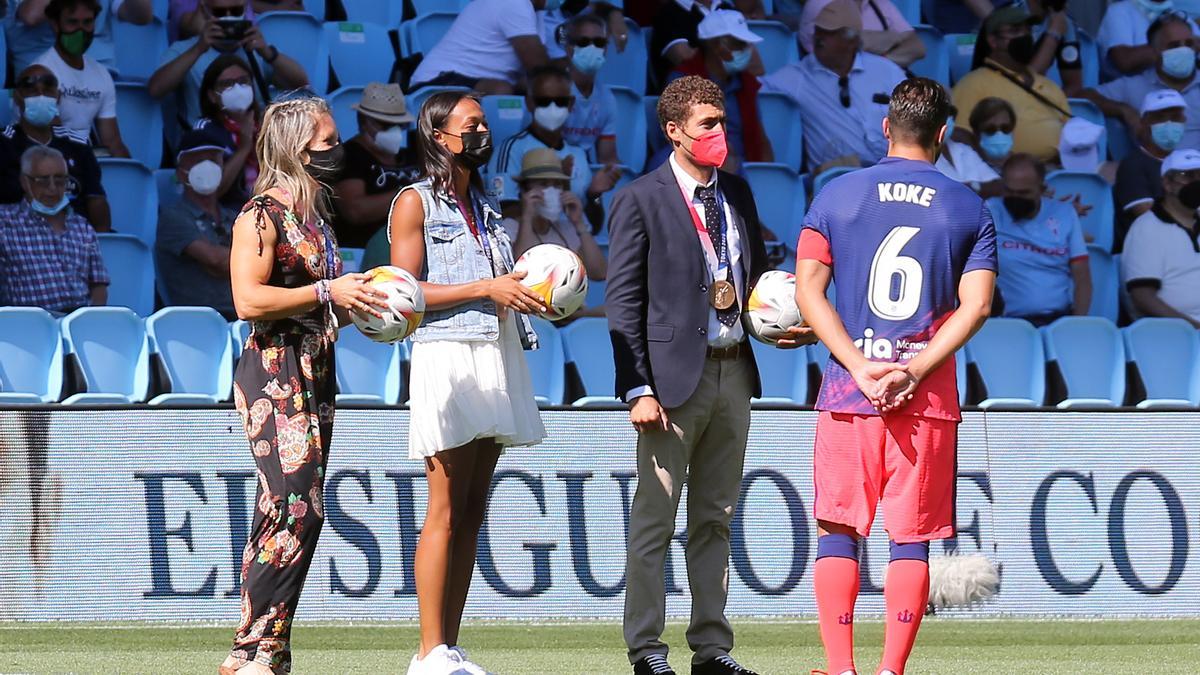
<box><xmin>683</xmin><ymin>128</ymin><xmax>728</xmax><ymax>168</ymax></box>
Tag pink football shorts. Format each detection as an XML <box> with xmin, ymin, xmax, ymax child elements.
<box><xmin>812</xmin><ymin>411</ymin><xmax>958</xmax><ymax>542</ymax></box>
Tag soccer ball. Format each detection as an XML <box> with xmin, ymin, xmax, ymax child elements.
<box><xmin>744</xmin><ymin>270</ymin><xmax>803</xmax><ymax>344</ymax></box>
<box><xmin>350</xmin><ymin>266</ymin><xmax>425</xmax><ymax>343</ymax></box>
<box><xmin>512</xmin><ymin>244</ymin><xmax>588</xmax><ymax>321</ymax></box>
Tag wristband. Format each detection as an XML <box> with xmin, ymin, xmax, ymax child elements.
<box><xmin>314</xmin><ymin>279</ymin><xmax>331</xmax><ymax>305</ymax></box>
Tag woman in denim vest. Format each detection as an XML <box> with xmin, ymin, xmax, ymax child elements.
<box><xmin>388</xmin><ymin>91</ymin><xmax>547</xmax><ymax>675</ymax></box>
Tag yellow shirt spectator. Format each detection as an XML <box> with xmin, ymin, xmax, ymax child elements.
<box><xmin>952</xmin><ymin>58</ymin><xmax>1070</xmax><ymax>163</ymax></box>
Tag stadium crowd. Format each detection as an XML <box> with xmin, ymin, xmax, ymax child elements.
<box><xmin>2</xmin><ymin>0</ymin><xmax>1200</xmax><ymax>364</ymax></box>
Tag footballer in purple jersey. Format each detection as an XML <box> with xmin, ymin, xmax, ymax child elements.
<box><xmin>794</xmin><ymin>78</ymin><xmax>998</xmax><ymax>675</ymax></box>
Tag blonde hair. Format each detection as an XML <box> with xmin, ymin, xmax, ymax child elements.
<box><xmin>253</xmin><ymin>95</ymin><xmax>333</xmax><ymax>223</ymax></box>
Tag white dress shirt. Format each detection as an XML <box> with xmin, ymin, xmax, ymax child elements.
<box><xmin>624</xmin><ymin>155</ymin><xmax>746</xmax><ymax>402</ymax></box>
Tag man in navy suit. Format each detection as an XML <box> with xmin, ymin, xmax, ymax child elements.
<box><xmin>606</xmin><ymin>75</ymin><xmax>815</xmax><ymax>675</ymax></box>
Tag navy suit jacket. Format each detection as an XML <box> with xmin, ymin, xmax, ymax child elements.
<box><xmin>605</xmin><ymin>159</ymin><xmax>769</xmax><ymax>409</ymax></box>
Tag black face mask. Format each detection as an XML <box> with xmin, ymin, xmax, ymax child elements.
<box><xmin>1006</xmin><ymin>34</ymin><xmax>1036</xmax><ymax>65</ymax></box>
<box><xmin>454</xmin><ymin>130</ymin><xmax>493</xmax><ymax>170</ymax></box>
<box><xmin>1004</xmin><ymin>196</ymin><xmax>1039</xmax><ymax>220</ymax></box>
<box><xmin>304</xmin><ymin>144</ymin><xmax>345</xmax><ymax>183</ymax></box>
<box><xmin>1178</xmin><ymin>180</ymin><xmax>1200</xmax><ymax>209</ymax></box>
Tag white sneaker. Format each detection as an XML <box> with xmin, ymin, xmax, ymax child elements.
<box><xmin>407</xmin><ymin>644</ymin><xmax>470</xmax><ymax>675</ymax></box>
<box><xmin>448</xmin><ymin>646</ymin><xmax>492</xmax><ymax>675</ymax></box>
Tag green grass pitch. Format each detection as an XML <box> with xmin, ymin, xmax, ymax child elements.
<box><xmin>1</xmin><ymin>619</ymin><xmax>1196</xmax><ymax>673</ymax></box>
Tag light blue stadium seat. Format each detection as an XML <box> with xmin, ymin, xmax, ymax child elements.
<box><xmin>402</xmin><ymin>12</ymin><xmax>457</xmax><ymax>57</ymax></box>
<box><xmin>0</xmin><ymin>307</ymin><xmax>64</xmax><ymax>403</ymax></box>
<box><xmin>597</xmin><ymin>165</ymin><xmax>634</xmax><ymax>244</ymax></box>
<box><xmin>609</xmin><ymin>86</ymin><xmax>647</xmax><ymax>174</ymax></box>
<box><xmin>812</xmin><ymin>166</ymin><xmax>856</xmax><ymax>196</ymax></box>
<box><xmin>1105</xmin><ymin>116</ymin><xmax>1132</xmax><ymax>163</ymax></box>
<box><xmin>1078</xmin><ymin>29</ymin><xmax>1099</xmax><ymax>89</ymax></box>
<box><xmin>327</xmin><ymin>85</ymin><xmax>365</xmax><ymax>139</ymax></box>
<box><xmin>758</xmin><ymin>91</ymin><xmax>803</xmax><ymax>171</ymax></box>
<box><xmin>645</xmin><ymin>95</ymin><xmax>665</xmax><ymax>155</ymax></box>
<box><xmin>1041</xmin><ymin>316</ymin><xmax>1125</xmax><ymax>408</ymax></box>
<box><xmin>744</xmin><ymin>162</ymin><xmax>805</xmax><ymax>248</ymax></box>
<box><xmin>526</xmin><ymin>317</ymin><xmax>566</xmax><ymax>406</ymax></box>
<box><xmin>230</xmin><ymin>319</ymin><xmax>251</xmax><ymax>361</ymax></box>
<box><xmin>406</xmin><ymin>85</ymin><xmax>469</xmax><ymax>118</ymax></box>
<box><xmin>98</xmin><ymin>158</ymin><xmax>158</xmax><ymax>246</ymax></box>
<box><xmin>1066</xmin><ymin>99</ymin><xmax>1108</xmax><ymax>160</ymax></box>
<box><xmin>325</xmin><ymin>21</ymin><xmax>394</xmax><ymax>89</ymax></box>
<box><xmin>750</xmin><ymin>340</ymin><xmax>808</xmax><ymax>404</ymax></box>
<box><xmin>112</xmin><ymin>17</ymin><xmax>167</xmax><ymax>82</ymax></box>
<box><xmin>97</xmin><ymin>233</ymin><xmax>156</xmax><ymax>317</ymax></box>
<box><xmin>341</xmin><ymin>0</ymin><xmax>403</xmax><ymax>27</ymax></box>
<box><xmin>1047</xmin><ymin>170</ymin><xmax>1114</xmax><ymax>251</ymax></box>
<box><xmin>60</xmin><ymin>307</ymin><xmax>150</xmax><ymax>404</ymax></box>
<box><xmin>1088</xmin><ymin>244</ymin><xmax>1119</xmax><ymax>322</ymax></box>
<box><xmin>259</xmin><ymin>11</ymin><xmax>329</xmax><ymax>93</ymax></box>
<box><xmin>335</xmin><ymin>327</ymin><xmax>402</xmax><ymax>404</ymax></box>
<box><xmin>955</xmin><ymin>348</ymin><xmax>968</xmax><ymax>405</ymax></box>
<box><xmin>895</xmin><ymin>0</ymin><xmax>921</xmax><ymax>23</ymax></box>
<box><xmin>806</xmin><ymin>341</ymin><xmax>830</xmax><ymax>403</ymax></box>
<box><xmin>748</xmin><ymin>20</ymin><xmax>798</xmax><ymax>73</ymax></box>
<box><xmin>947</xmin><ymin>33</ymin><xmax>976</xmax><ymax>85</ymax></box>
<box><xmin>965</xmin><ymin>318</ymin><xmax>1045</xmax><ymax>409</ymax></box>
<box><xmin>303</xmin><ymin>0</ymin><xmax>325</xmax><ymax>19</ymax></box>
<box><xmin>560</xmin><ymin>317</ymin><xmax>618</xmax><ymax>405</ymax></box>
<box><xmin>412</xmin><ymin>0</ymin><xmax>469</xmax><ymax>14</ymax></box>
<box><xmin>584</xmin><ymin>278</ymin><xmax>606</xmax><ymax>309</ymax></box>
<box><xmin>146</xmin><ymin>307</ymin><xmax>233</xmax><ymax>404</ymax></box>
<box><xmin>113</xmin><ymin>83</ymin><xmax>164</xmax><ymax>169</ymax></box>
<box><xmin>155</xmin><ymin>168</ymin><xmax>181</xmax><ymax>207</ymax></box>
<box><xmin>1122</xmin><ymin>318</ymin><xmax>1200</xmax><ymax>408</ymax></box>
<box><xmin>481</xmin><ymin>95</ymin><xmax>529</xmax><ymax>157</ymax></box>
<box><xmin>0</xmin><ymin>90</ymin><xmax>12</xmax><ymax>128</ymax></box>
<box><xmin>596</xmin><ymin>19</ymin><xmax>647</xmax><ymax>94</ymax></box>
<box><xmin>912</xmin><ymin>25</ymin><xmax>949</xmax><ymax>84</ymax></box>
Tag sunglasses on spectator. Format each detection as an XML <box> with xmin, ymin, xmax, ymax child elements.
<box><xmin>979</xmin><ymin>124</ymin><xmax>1015</xmax><ymax>135</ymax></box>
<box><xmin>533</xmin><ymin>96</ymin><xmax>574</xmax><ymax>108</ymax></box>
<box><xmin>16</xmin><ymin>74</ymin><xmax>58</xmax><ymax>92</ymax></box>
<box><xmin>216</xmin><ymin>76</ymin><xmax>252</xmax><ymax>90</ymax></box>
<box><xmin>209</xmin><ymin>6</ymin><xmax>245</xmax><ymax>18</ymax></box>
<box><xmin>570</xmin><ymin>37</ymin><xmax>607</xmax><ymax>49</ymax></box>
<box><xmin>25</xmin><ymin>174</ymin><xmax>74</xmax><ymax>189</ymax></box>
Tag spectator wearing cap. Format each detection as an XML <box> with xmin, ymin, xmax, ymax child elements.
<box><xmin>1080</xmin><ymin>13</ymin><xmax>1200</xmax><ymax>150</ymax></box>
<box><xmin>410</xmin><ymin>0</ymin><xmax>550</xmax><ymax>94</ymax></box>
<box><xmin>5</xmin><ymin>0</ymin><xmax>153</xmax><ymax>77</ymax></box>
<box><xmin>1115</xmin><ymin>89</ymin><xmax>1188</xmax><ymax>237</ymax></box>
<box><xmin>952</xmin><ymin>5</ymin><xmax>1070</xmax><ymax>163</ymax></box>
<box><xmin>799</xmin><ymin>0</ymin><xmax>925</xmax><ymax>68</ymax></box>
<box><xmin>669</xmin><ymin>9</ymin><xmax>774</xmax><ymax>171</ymax></box>
<box><xmin>333</xmin><ymin>83</ymin><xmax>421</xmax><ymax>250</ymax></box>
<box><xmin>155</xmin><ymin>129</ymin><xmax>238</xmax><ymax>319</ymax></box>
<box><xmin>503</xmin><ymin>148</ymin><xmax>608</xmax><ymax>319</ymax></box>
<box><xmin>561</xmin><ymin>12</ymin><xmax>622</xmax><ymax>165</ymax></box>
<box><xmin>759</xmin><ymin>0</ymin><xmax>905</xmax><ymax>173</ymax></box>
<box><xmin>148</xmin><ymin>0</ymin><xmax>308</xmax><ymax>125</ymax></box>
<box><xmin>987</xmin><ymin>153</ymin><xmax>1091</xmax><ymax>326</ymax></box>
<box><xmin>0</xmin><ymin>64</ymin><xmax>111</xmax><ymax>230</ymax></box>
<box><xmin>194</xmin><ymin>54</ymin><xmax>260</xmax><ymax>206</ymax></box>
<box><xmin>1097</xmin><ymin>0</ymin><xmax>1200</xmax><ymax>77</ymax></box>
<box><xmin>1122</xmin><ymin>148</ymin><xmax>1200</xmax><ymax>325</ymax></box>
<box><xmin>491</xmin><ymin>66</ymin><xmax>619</xmax><ymax>213</ymax></box>
<box><xmin>1058</xmin><ymin>117</ymin><xmax>1111</xmax><ymax>178</ymax></box>
<box><xmin>0</xmin><ymin>145</ymin><xmax>109</xmax><ymax>314</ymax></box>
<box><xmin>32</xmin><ymin>0</ymin><xmax>135</xmax><ymax>157</ymax></box>
<box><xmin>651</xmin><ymin>0</ymin><xmax>766</xmax><ymax>88</ymax></box>
<box><xmin>935</xmin><ymin>108</ymin><xmax>1002</xmax><ymax>197</ymax></box>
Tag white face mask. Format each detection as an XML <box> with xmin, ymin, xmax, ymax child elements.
<box><xmin>537</xmin><ymin>186</ymin><xmax>562</xmax><ymax>221</ymax></box>
<box><xmin>187</xmin><ymin>159</ymin><xmax>223</xmax><ymax>195</ymax></box>
<box><xmin>533</xmin><ymin>103</ymin><xmax>570</xmax><ymax>132</ymax></box>
<box><xmin>374</xmin><ymin>125</ymin><xmax>408</xmax><ymax>155</ymax></box>
<box><xmin>219</xmin><ymin>83</ymin><xmax>254</xmax><ymax>114</ymax></box>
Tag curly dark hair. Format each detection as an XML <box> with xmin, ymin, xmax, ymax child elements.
<box><xmin>656</xmin><ymin>75</ymin><xmax>725</xmax><ymax>133</ymax></box>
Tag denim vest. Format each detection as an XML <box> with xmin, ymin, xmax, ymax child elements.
<box><xmin>401</xmin><ymin>179</ymin><xmax>537</xmax><ymax>349</ymax></box>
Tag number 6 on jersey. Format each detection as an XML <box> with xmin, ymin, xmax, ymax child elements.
<box><xmin>867</xmin><ymin>225</ymin><xmax>923</xmax><ymax>321</ymax></box>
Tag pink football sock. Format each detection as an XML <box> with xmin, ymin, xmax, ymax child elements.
<box><xmin>880</xmin><ymin>559</ymin><xmax>930</xmax><ymax>675</ymax></box>
<box><xmin>815</xmin><ymin>553</ymin><xmax>859</xmax><ymax>675</ymax></box>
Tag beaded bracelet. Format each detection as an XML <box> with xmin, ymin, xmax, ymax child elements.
<box><xmin>314</xmin><ymin>279</ymin><xmax>331</xmax><ymax>305</ymax></box>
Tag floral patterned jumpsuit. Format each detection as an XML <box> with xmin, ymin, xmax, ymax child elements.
<box><xmin>228</xmin><ymin>194</ymin><xmax>342</xmax><ymax>672</ymax></box>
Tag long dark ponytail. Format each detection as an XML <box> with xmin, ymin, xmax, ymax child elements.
<box><xmin>417</xmin><ymin>91</ymin><xmax>485</xmax><ymax>197</ymax></box>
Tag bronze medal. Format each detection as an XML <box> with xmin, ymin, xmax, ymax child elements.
<box><xmin>710</xmin><ymin>279</ymin><xmax>736</xmax><ymax>310</ymax></box>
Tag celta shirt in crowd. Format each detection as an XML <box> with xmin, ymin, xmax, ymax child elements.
<box><xmin>987</xmin><ymin>196</ymin><xmax>1087</xmax><ymax>318</ymax></box>
<box><xmin>797</xmin><ymin>157</ymin><xmax>998</xmax><ymax>420</ymax></box>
